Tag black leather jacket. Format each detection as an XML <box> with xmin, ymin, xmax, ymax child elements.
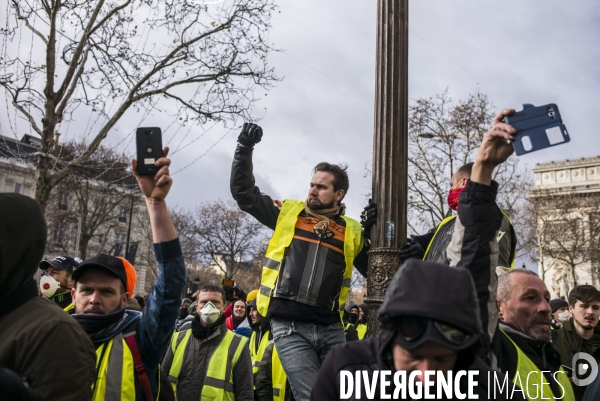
<box><xmin>230</xmin><ymin>145</ymin><xmax>367</xmax><ymax>324</ymax></box>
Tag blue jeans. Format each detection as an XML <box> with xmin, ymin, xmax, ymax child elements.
<box><xmin>271</xmin><ymin>318</ymin><xmax>345</xmax><ymax>401</ymax></box>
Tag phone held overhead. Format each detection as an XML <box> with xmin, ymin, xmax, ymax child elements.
<box><xmin>136</xmin><ymin>127</ymin><xmax>163</xmax><ymax>175</ymax></box>
<box><xmin>504</xmin><ymin>103</ymin><xmax>570</xmax><ymax>156</ymax></box>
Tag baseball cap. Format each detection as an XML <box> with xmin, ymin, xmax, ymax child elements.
<box><xmin>39</xmin><ymin>255</ymin><xmax>80</xmax><ymax>273</ymax></box>
<box><xmin>550</xmin><ymin>298</ymin><xmax>569</xmax><ymax>313</ymax></box>
<box><xmin>73</xmin><ymin>254</ymin><xmax>137</xmax><ymax>298</ymax></box>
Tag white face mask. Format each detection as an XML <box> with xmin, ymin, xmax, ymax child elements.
<box><xmin>558</xmin><ymin>310</ymin><xmax>571</xmax><ymax>322</ymax></box>
<box><xmin>200</xmin><ymin>301</ymin><xmax>221</xmax><ymax>325</ymax></box>
<box><xmin>40</xmin><ymin>274</ymin><xmax>60</xmax><ymax>297</ymax></box>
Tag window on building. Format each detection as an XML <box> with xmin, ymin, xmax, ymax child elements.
<box><xmin>53</xmin><ymin>222</ymin><xmax>65</xmax><ymax>243</ymax></box>
<box><xmin>116</xmin><ymin>233</ymin><xmax>125</xmax><ymax>243</ymax></box>
<box><xmin>14</xmin><ymin>183</ymin><xmax>21</xmax><ymax>194</ymax></box>
<box><xmin>119</xmin><ymin>205</ymin><xmax>127</xmax><ymax>223</ymax></box>
<box><xmin>58</xmin><ymin>193</ymin><xmax>68</xmax><ymax>210</ymax></box>
<box><xmin>97</xmin><ymin>234</ymin><xmax>104</xmax><ymax>244</ymax></box>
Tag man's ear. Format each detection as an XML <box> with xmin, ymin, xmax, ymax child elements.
<box><xmin>335</xmin><ymin>189</ymin><xmax>345</xmax><ymax>203</ymax></box>
<box><xmin>121</xmin><ymin>292</ymin><xmax>130</xmax><ymax>309</ymax></box>
<box><xmin>569</xmin><ymin>305</ymin><xmax>574</xmax><ymax>313</ymax></box>
<box><xmin>71</xmin><ymin>286</ymin><xmax>77</xmax><ymax>301</ymax></box>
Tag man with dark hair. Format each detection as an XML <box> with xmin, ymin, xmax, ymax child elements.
<box><xmin>555</xmin><ymin>285</ymin><xmax>600</xmax><ymax>400</ymax></box>
<box><xmin>162</xmin><ymin>284</ymin><xmax>253</xmax><ymax>400</ymax></box>
<box><xmin>70</xmin><ymin>148</ymin><xmax>185</xmax><ymax>400</ymax></box>
<box><xmin>38</xmin><ymin>255</ymin><xmax>80</xmax><ymax>312</ymax></box>
<box><xmin>0</xmin><ymin>194</ymin><xmax>96</xmax><ymax>401</ymax></box>
<box><xmin>400</xmin><ymin>161</ymin><xmax>517</xmax><ymax>275</ymax></box>
<box><xmin>231</xmin><ymin>123</ymin><xmax>373</xmax><ymax>401</ymax></box>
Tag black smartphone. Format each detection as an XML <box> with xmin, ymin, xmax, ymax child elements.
<box><xmin>562</xmin><ymin>365</ymin><xmax>573</xmax><ymax>377</ymax></box>
<box><xmin>136</xmin><ymin>127</ymin><xmax>163</xmax><ymax>175</ymax></box>
<box><xmin>504</xmin><ymin>103</ymin><xmax>570</xmax><ymax>156</ymax></box>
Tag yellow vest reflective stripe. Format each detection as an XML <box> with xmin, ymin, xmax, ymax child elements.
<box><xmin>344</xmin><ymin>323</ymin><xmax>352</xmax><ymax>332</ymax></box>
<box><xmin>63</xmin><ymin>303</ymin><xmax>74</xmax><ymax>312</ymax></box>
<box><xmin>250</xmin><ymin>330</ymin><xmax>271</xmax><ymax>375</ymax></box>
<box><xmin>501</xmin><ymin>329</ymin><xmax>575</xmax><ymax>401</ymax></box>
<box><xmin>356</xmin><ymin>323</ymin><xmax>367</xmax><ymax>340</ymax></box>
<box><xmin>423</xmin><ymin>212</ymin><xmax>516</xmax><ymax>269</ymax></box>
<box><xmin>92</xmin><ymin>333</ymin><xmax>136</xmax><ymax>401</ymax></box>
<box><xmin>168</xmin><ymin>329</ymin><xmax>248</xmax><ymax>401</ymax></box>
<box><xmin>256</xmin><ymin>199</ymin><xmax>363</xmax><ymax>319</ymax></box>
<box><xmin>271</xmin><ymin>344</ymin><xmax>287</xmax><ymax>401</ymax></box>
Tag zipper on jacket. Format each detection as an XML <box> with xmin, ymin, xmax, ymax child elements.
<box><xmin>306</xmin><ymin>238</ymin><xmax>323</xmax><ymax>299</ymax></box>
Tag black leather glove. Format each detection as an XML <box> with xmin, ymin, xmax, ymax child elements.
<box><xmin>399</xmin><ymin>241</ymin><xmax>425</xmax><ymax>262</ymax></box>
<box><xmin>360</xmin><ymin>200</ymin><xmax>377</xmax><ymax>240</ymax></box>
<box><xmin>237</xmin><ymin>122</ymin><xmax>263</xmax><ymax>148</ymax></box>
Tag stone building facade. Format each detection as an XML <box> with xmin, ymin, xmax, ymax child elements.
<box><xmin>0</xmin><ymin>134</ymin><xmax>153</xmax><ymax>295</ymax></box>
<box><xmin>533</xmin><ymin>156</ymin><xmax>600</xmax><ymax>298</ymax></box>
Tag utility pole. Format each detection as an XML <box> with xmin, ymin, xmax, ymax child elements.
<box><xmin>365</xmin><ymin>0</ymin><xmax>409</xmax><ymax>336</ymax></box>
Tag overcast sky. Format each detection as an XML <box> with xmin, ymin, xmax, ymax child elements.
<box><xmin>2</xmin><ymin>0</ymin><xmax>599</xmax><ymax>269</ymax></box>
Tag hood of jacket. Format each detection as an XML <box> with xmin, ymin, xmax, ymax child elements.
<box><xmin>90</xmin><ymin>310</ymin><xmax>142</xmax><ymax>345</ymax></box>
<box><xmin>377</xmin><ymin>259</ymin><xmax>483</xmax><ymax>369</ymax></box>
<box><xmin>0</xmin><ymin>194</ymin><xmax>47</xmax><ymax>303</ymax></box>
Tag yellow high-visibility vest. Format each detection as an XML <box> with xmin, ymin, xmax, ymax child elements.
<box><xmin>501</xmin><ymin>329</ymin><xmax>575</xmax><ymax>401</ymax></box>
<box><xmin>423</xmin><ymin>212</ymin><xmax>516</xmax><ymax>269</ymax></box>
<box><xmin>250</xmin><ymin>330</ymin><xmax>271</xmax><ymax>375</ymax></box>
<box><xmin>63</xmin><ymin>303</ymin><xmax>74</xmax><ymax>312</ymax></box>
<box><xmin>168</xmin><ymin>329</ymin><xmax>247</xmax><ymax>400</ymax></box>
<box><xmin>271</xmin><ymin>344</ymin><xmax>287</xmax><ymax>401</ymax></box>
<box><xmin>256</xmin><ymin>200</ymin><xmax>363</xmax><ymax>320</ymax></box>
<box><xmin>93</xmin><ymin>333</ymin><xmax>136</xmax><ymax>401</ymax></box>
<box><xmin>356</xmin><ymin>323</ymin><xmax>367</xmax><ymax>340</ymax></box>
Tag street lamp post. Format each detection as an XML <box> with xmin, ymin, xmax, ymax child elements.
<box><xmin>365</xmin><ymin>0</ymin><xmax>409</xmax><ymax>336</ymax></box>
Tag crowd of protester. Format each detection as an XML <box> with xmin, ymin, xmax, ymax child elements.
<box><xmin>1</xmin><ymin>112</ymin><xmax>599</xmax><ymax>401</ymax></box>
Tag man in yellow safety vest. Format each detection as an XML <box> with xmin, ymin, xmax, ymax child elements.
<box><xmin>231</xmin><ymin>123</ymin><xmax>374</xmax><ymax>401</ymax></box>
<box><xmin>161</xmin><ymin>284</ymin><xmax>253</xmax><ymax>401</ymax></box>
<box><xmin>70</xmin><ymin>148</ymin><xmax>186</xmax><ymax>401</ymax></box>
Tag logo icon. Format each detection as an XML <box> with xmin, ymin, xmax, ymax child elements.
<box><xmin>572</xmin><ymin>352</ymin><xmax>599</xmax><ymax>386</ymax></box>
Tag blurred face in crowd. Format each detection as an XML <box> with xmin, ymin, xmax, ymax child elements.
<box><xmin>72</xmin><ymin>268</ymin><xmax>128</xmax><ymax>314</ymax></box>
<box><xmin>359</xmin><ymin>307</ymin><xmax>365</xmax><ymax>321</ymax></box>
<box><xmin>195</xmin><ymin>291</ymin><xmax>225</xmax><ymax>314</ymax></box>
<box><xmin>570</xmin><ymin>299</ymin><xmax>600</xmax><ymax>331</ymax></box>
<box><xmin>349</xmin><ymin>307</ymin><xmax>359</xmax><ymax>317</ymax></box>
<box><xmin>249</xmin><ymin>306</ymin><xmax>261</xmax><ymax>325</ymax></box>
<box><xmin>46</xmin><ymin>266</ymin><xmax>74</xmax><ymax>290</ymax></box>
<box><xmin>307</xmin><ymin>171</ymin><xmax>344</xmax><ymax>210</ymax></box>
<box><xmin>233</xmin><ymin>299</ymin><xmax>246</xmax><ymax>318</ymax></box>
<box><xmin>498</xmin><ymin>273</ymin><xmax>551</xmax><ymax>342</ymax></box>
<box><xmin>552</xmin><ymin>306</ymin><xmax>570</xmax><ymax>326</ymax></box>
<box><xmin>392</xmin><ymin>342</ymin><xmax>458</xmax><ymax>381</ymax></box>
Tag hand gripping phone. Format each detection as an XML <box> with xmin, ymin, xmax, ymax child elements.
<box><xmin>504</xmin><ymin>104</ymin><xmax>569</xmax><ymax>156</ymax></box>
<box><xmin>136</xmin><ymin>127</ymin><xmax>163</xmax><ymax>175</ymax></box>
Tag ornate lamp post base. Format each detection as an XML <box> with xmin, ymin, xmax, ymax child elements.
<box><xmin>365</xmin><ymin>247</ymin><xmax>401</xmax><ymax>334</ymax></box>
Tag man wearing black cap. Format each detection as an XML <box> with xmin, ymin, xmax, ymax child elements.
<box><xmin>70</xmin><ymin>148</ymin><xmax>185</xmax><ymax>400</ymax></box>
<box><xmin>38</xmin><ymin>255</ymin><xmax>80</xmax><ymax>312</ymax></box>
<box><xmin>0</xmin><ymin>194</ymin><xmax>96</xmax><ymax>401</ymax></box>
<box><xmin>550</xmin><ymin>298</ymin><xmax>570</xmax><ymax>331</ymax></box>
